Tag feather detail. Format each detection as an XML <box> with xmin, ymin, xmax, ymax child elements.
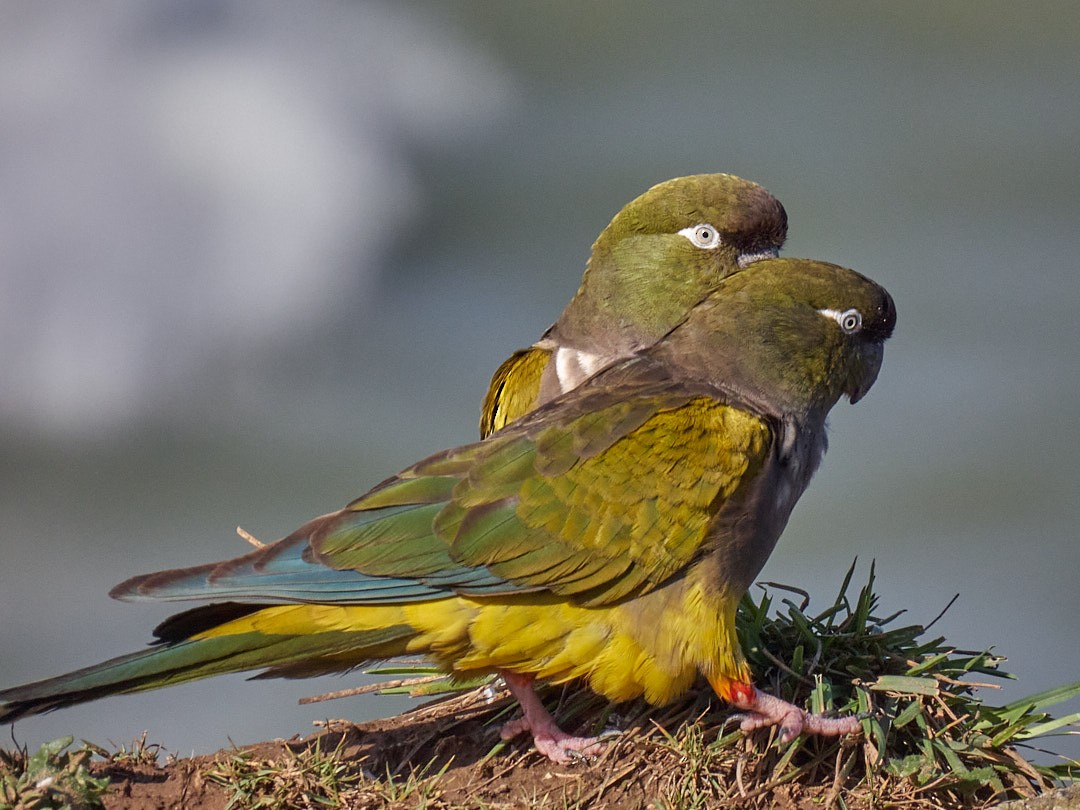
<box><xmin>480</xmin><ymin>347</ymin><xmax>550</xmax><ymax>438</ymax></box>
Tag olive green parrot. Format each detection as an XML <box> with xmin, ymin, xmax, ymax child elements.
<box><xmin>481</xmin><ymin>173</ymin><xmax>787</xmax><ymax>437</ymax></box>
<box><xmin>0</xmin><ymin>257</ymin><xmax>895</xmax><ymax>764</ymax></box>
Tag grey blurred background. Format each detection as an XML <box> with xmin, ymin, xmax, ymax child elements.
<box><xmin>1</xmin><ymin>0</ymin><xmax>1077</xmax><ymax>764</ymax></box>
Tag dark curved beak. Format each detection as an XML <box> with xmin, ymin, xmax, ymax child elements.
<box><xmin>848</xmin><ymin>343</ymin><xmax>884</xmax><ymax>404</ymax></box>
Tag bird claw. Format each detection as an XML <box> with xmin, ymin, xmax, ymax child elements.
<box><xmin>499</xmin><ymin>716</ymin><xmax>532</xmax><ymax>741</ymax></box>
<box><xmin>522</xmin><ymin>728</ymin><xmax>604</xmax><ymax>765</ymax></box>
<box><xmin>500</xmin><ymin>714</ymin><xmax>612</xmax><ymax>764</ymax></box>
<box><xmin>497</xmin><ymin>671</ymin><xmax>612</xmax><ymax>764</ymax></box>
<box><xmin>726</xmin><ymin>686</ymin><xmax>861</xmax><ymax>743</ymax></box>
<box><xmin>565</xmin><ymin>745</ymin><xmax>597</xmax><ymax>764</ymax></box>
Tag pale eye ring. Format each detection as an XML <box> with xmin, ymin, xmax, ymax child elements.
<box><xmin>678</xmin><ymin>223</ymin><xmax>722</xmax><ymax>249</ymax></box>
<box><xmin>837</xmin><ymin>308</ymin><xmax>862</xmax><ymax>334</ymax></box>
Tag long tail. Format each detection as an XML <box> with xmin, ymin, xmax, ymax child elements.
<box><xmin>0</xmin><ymin>601</ymin><xmax>419</xmax><ymax>723</ymax></box>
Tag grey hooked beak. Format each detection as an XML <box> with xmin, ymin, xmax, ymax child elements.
<box><xmin>848</xmin><ymin>343</ymin><xmax>884</xmax><ymax>404</ymax></box>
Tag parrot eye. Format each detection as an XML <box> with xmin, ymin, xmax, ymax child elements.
<box><xmin>838</xmin><ymin>309</ymin><xmax>863</xmax><ymax>333</ymax></box>
<box><xmin>818</xmin><ymin>307</ymin><xmax>863</xmax><ymax>335</ymax></box>
<box><xmin>678</xmin><ymin>224</ymin><xmax>722</xmax><ymax>249</ymax></box>
<box><xmin>820</xmin><ymin>308</ymin><xmax>864</xmax><ymax>336</ymax></box>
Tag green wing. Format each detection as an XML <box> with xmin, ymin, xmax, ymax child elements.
<box><xmin>316</xmin><ymin>374</ymin><xmax>774</xmax><ymax>608</ymax></box>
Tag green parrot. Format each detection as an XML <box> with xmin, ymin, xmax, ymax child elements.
<box><xmin>480</xmin><ymin>173</ymin><xmax>787</xmax><ymax>437</ymax></box>
<box><xmin>0</xmin><ymin>257</ymin><xmax>895</xmax><ymax>764</ymax></box>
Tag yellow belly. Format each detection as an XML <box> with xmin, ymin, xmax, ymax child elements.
<box><xmin>194</xmin><ymin>570</ymin><xmax>748</xmax><ymax>706</ymax></box>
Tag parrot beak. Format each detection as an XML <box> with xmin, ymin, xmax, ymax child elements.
<box><xmin>848</xmin><ymin>287</ymin><xmax>894</xmax><ymax>403</ymax></box>
<box><xmin>847</xmin><ymin>343</ymin><xmax>884</xmax><ymax>404</ymax></box>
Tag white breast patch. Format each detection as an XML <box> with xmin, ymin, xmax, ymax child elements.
<box><xmin>554</xmin><ymin>347</ymin><xmax>607</xmax><ymax>392</ymax></box>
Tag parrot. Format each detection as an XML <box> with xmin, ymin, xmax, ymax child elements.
<box><xmin>0</xmin><ymin>257</ymin><xmax>895</xmax><ymax>764</ymax></box>
<box><xmin>480</xmin><ymin>173</ymin><xmax>788</xmax><ymax>437</ymax></box>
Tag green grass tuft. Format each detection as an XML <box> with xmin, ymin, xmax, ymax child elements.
<box><xmin>732</xmin><ymin>560</ymin><xmax>1079</xmax><ymax>805</ymax></box>
<box><xmin>205</xmin><ymin>735</ymin><xmax>367</xmax><ymax>809</ymax></box>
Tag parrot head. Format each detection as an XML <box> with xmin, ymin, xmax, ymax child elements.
<box><xmin>654</xmin><ymin>257</ymin><xmax>896</xmax><ymax>417</ymax></box>
<box><xmin>549</xmin><ymin>173</ymin><xmax>788</xmax><ymax>354</ymax></box>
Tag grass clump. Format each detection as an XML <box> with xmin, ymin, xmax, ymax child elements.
<box><xmin>734</xmin><ymin>560</ymin><xmax>1079</xmax><ymax>805</ymax></box>
<box><xmin>206</xmin><ymin>736</ymin><xmax>367</xmax><ymax>809</ymax></box>
<box><xmin>0</xmin><ymin>736</ymin><xmax>110</xmax><ymax>810</ymax></box>
<box><xmin>206</xmin><ymin>733</ymin><xmax>456</xmax><ymax>809</ymax></box>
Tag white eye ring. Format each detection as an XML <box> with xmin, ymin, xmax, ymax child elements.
<box><xmin>678</xmin><ymin>224</ymin><xmax>722</xmax><ymax>249</ymax></box>
<box><xmin>819</xmin><ymin>307</ymin><xmax>863</xmax><ymax>334</ymax></box>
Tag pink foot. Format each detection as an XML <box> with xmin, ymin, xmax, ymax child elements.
<box><xmin>499</xmin><ymin>671</ymin><xmax>603</xmax><ymax>764</ymax></box>
<box><xmin>729</xmin><ymin>684</ymin><xmax>860</xmax><ymax>743</ymax></box>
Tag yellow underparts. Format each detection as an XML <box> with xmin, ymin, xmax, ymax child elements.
<box><xmin>191</xmin><ymin>571</ymin><xmax>750</xmax><ymax>706</ymax></box>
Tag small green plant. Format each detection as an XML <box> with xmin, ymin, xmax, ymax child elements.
<box><xmin>0</xmin><ymin>736</ymin><xmax>110</xmax><ymax>810</ymax></box>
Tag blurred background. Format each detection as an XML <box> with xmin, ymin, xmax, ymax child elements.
<box><xmin>1</xmin><ymin>0</ymin><xmax>1077</xmax><ymax>763</ymax></box>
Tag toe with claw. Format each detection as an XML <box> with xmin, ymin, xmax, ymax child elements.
<box><xmin>710</xmin><ymin>673</ymin><xmax>861</xmax><ymax>744</ymax></box>
<box><xmin>499</xmin><ymin>671</ymin><xmax>604</xmax><ymax>764</ymax></box>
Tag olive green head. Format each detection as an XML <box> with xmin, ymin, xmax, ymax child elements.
<box><xmin>655</xmin><ymin>258</ymin><xmax>896</xmax><ymax>417</ymax></box>
<box><xmin>550</xmin><ymin>173</ymin><xmax>788</xmax><ymax>353</ymax></box>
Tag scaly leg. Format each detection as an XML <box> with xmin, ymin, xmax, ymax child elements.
<box><xmin>709</xmin><ymin>674</ymin><xmax>861</xmax><ymax>743</ymax></box>
<box><xmin>499</xmin><ymin>671</ymin><xmax>603</xmax><ymax>764</ymax></box>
